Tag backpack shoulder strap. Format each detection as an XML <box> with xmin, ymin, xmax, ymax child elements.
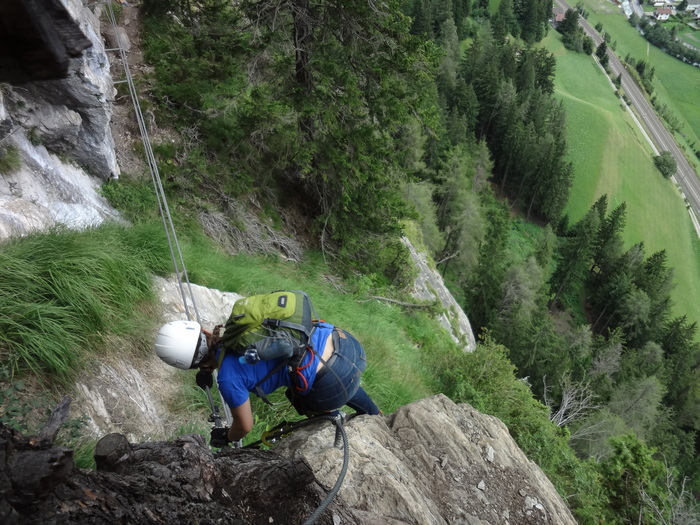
<box><xmin>252</xmin><ymin>360</ymin><xmax>289</xmax><ymax>406</ymax></box>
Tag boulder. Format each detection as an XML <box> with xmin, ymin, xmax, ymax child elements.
<box><xmin>275</xmin><ymin>395</ymin><xmax>577</xmax><ymax>524</ymax></box>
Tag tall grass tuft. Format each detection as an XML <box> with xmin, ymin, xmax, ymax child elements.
<box><xmin>0</xmin><ymin>224</ymin><xmax>168</xmax><ymax>382</ymax></box>
<box><xmin>0</xmin><ymin>145</ymin><xmax>21</xmax><ymax>174</ymax></box>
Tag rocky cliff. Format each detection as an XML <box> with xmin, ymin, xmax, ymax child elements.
<box><xmin>1</xmin><ymin>394</ymin><xmax>576</xmax><ymax>525</ymax></box>
<box><xmin>0</xmin><ymin>0</ymin><xmax>120</xmax><ymax>240</ymax></box>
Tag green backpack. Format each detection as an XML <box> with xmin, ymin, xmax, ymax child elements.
<box><xmin>216</xmin><ymin>290</ymin><xmax>318</xmax><ymax>406</ymax></box>
<box><xmin>219</xmin><ymin>290</ymin><xmax>315</xmax><ymax>358</ymax></box>
<box><xmin>216</xmin><ymin>289</ymin><xmax>316</xmax><ymax>365</ymax></box>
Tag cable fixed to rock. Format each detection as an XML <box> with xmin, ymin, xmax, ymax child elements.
<box><xmin>100</xmin><ymin>1</ymin><xmax>232</xmax><ymax>426</ymax></box>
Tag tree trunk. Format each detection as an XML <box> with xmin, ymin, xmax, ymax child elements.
<box><xmin>1</xmin><ymin>400</ymin><xmax>358</xmax><ymax>525</ymax></box>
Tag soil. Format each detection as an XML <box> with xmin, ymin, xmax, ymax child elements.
<box><xmin>104</xmin><ymin>3</ymin><xmax>176</xmax><ymax>179</ymax></box>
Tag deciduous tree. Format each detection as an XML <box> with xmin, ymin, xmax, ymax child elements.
<box><xmin>654</xmin><ymin>151</ymin><xmax>677</xmax><ymax>178</ymax></box>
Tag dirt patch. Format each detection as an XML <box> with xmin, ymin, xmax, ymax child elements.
<box><xmin>102</xmin><ymin>3</ymin><xmax>178</xmax><ymax>179</ymax></box>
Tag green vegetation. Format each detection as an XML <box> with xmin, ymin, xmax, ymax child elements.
<box><xmin>0</xmin><ymin>224</ymin><xmax>171</xmax><ymax>381</ymax></box>
<box><xmin>0</xmin><ymin>144</ymin><xmax>21</xmax><ymax>173</ymax></box>
<box><xmin>655</xmin><ymin>151</ymin><xmax>679</xmax><ymax>178</ymax></box>
<box><xmin>543</xmin><ymin>30</ymin><xmax>700</xmax><ymax>328</ymax></box>
<box><xmin>577</xmin><ymin>0</ymin><xmax>700</xmax><ymax>169</ymax></box>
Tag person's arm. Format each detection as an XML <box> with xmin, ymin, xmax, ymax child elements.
<box><xmin>227</xmin><ymin>398</ymin><xmax>254</xmax><ymax>441</ymax></box>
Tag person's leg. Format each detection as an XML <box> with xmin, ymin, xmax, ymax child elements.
<box><xmin>346</xmin><ymin>386</ymin><xmax>380</xmax><ymax>415</ymax></box>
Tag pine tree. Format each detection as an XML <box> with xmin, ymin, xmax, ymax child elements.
<box><xmin>410</xmin><ymin>0</ymin><xmax>434</xmax><ymax>37</ymax></box>
<box><xmin>464</xmin><ymin>199</ymin><xmax>511</xmax><ymax>333</ymax></box>
<box><xmin>661</xmin><ymin>315</ymin><xmax>700</xmax><ymax>416</ymax></box>
<box><xmin>558</xmin><ymin>8</ymin><xmax>580</xmax><ymax>36</ymax></box>
<box><xmin>590</xmin><ymin>201</ymin><xmax>627</xmax><ymax>285</ymax></box>
<box><xmin>549</xmin><ymin>206</ymin><xmax>600</xmax><ymax>311</ymax></box>
<box><xmin>228</xmin><ymin>0</ymin><xmax>441</xmax><ymax>275</ymax></box>
<box><xmin>596</xmin><ymin>41</ymin><xmax>609</xmax><ymax>67</ymax></box>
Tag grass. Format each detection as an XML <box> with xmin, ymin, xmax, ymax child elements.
<box><xmin>576</xmin><ymin>0</ymin><xmax>700</xmax><ymax>172</ymax></box>
<box><xmin>0</xmin><ymin>145</ymin><xmax>21</xmax><ymax>174</ymax></box>
<box><xmin>182</xmin><ymin>248</ymin><xmax>443</xmax><ymax>415</ymax></box>
<box><xmin>0</xmin><ymin>219</ymin><xmax>452</xmax><ymax>447</ymax></box>
<box><xmin>542</xmin><ymin>31</ymin><xmax>700</xmax><ymax>329</ymax></box>
<box><xmin>677</xmin><ymin>26</ymin><xmax>700</xmax><ymax>49</ymax></box>
<box><xmin>0</xmin><ymin>223</ymin><xmax>171</xmax><ymax>381</ymax></box>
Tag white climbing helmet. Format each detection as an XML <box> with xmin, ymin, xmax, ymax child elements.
<box><xmin>154</xmin><ymin>320</ymin><xmax>208</xmax><ymax>370</ymax></box>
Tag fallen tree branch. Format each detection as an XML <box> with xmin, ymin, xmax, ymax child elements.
<box><xmin>37</xmin><ymin>395</ymin><xmax>71</xmax><ymax>443</ymax></box>
<box><xmin>357</xmin><ymin>296</ymin><xmax>435</xmax><ymax>308</ymax></box>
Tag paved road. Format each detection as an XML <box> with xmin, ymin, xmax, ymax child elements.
<box><xmin>554</xmin><ymin>0</ymin><xmax>700</xmax><ymax>227</ymax></box>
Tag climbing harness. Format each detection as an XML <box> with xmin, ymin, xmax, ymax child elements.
<box><xmin>101</xmin><ymin>1</ymin><xmax>232</xmax><ymax>427</ymax></box>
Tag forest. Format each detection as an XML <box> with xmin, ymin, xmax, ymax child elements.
<box><xmin>130</xmin><ymin>0</ymin><xmax>700</xmax><ymax>521</ymax></box>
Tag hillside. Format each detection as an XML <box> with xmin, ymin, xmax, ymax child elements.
<box><xmin>2</xmin><ymin>1</ymin><xmax>700</xmax><ymax>523</ymax></box>
<box><xmin>542</xmin><ymin>29</ymin><xmax>700</xmax><ymax>327</ymax></box>
<box><xmin>0</xmin><ymin>7</ymin><xmax>578</xmax><ymax>517</ymax></box>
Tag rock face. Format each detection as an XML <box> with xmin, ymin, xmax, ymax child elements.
<box><xmin>74</xmin><ymin>276</ymin><xmax>243</xmax><ymax>442</ymax></box>
<box><xmin>403</xmin><ymin>237</ymin><xmax>476</xmax><ymax>352</ymax></box>
<box><xmin>0</xmin><ymin>0</ymin><xmax>120</xmax><ymax>240</ymax></box>
<box><xmin>0</xmin><ymin>395</ymin><xmax>576</xmax><ymax>525</ymax></box>
<box><xmin>275</xmin><ymin>394</ymin><xmax>576</xmax><ymax>525</ymax></box>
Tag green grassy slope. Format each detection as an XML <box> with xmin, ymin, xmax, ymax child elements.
<box><xmin>543</xmin><ymin>31</ymin><xmax>700</xmax><ymax>326</ymax></box>
<box><xmin>577</xmin><ymin>0</ymin><xmax>700</xmax><ymax>172</ymax></box>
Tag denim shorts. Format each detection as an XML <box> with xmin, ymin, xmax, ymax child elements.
<box><xmin>301</xmin><ymin>329</ymin><xmax>366</xmax><ymax>413</ymax></box>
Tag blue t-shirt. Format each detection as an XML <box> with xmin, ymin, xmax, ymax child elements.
<box><xmin>217</xmin><ymin>322</ymin><xmax>335</xmax><ymax>408</ymax></box>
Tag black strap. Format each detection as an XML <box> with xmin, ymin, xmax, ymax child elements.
<box><xmin>253</xmin><ymin>360</ymin><xmax>288</xmax><ymax>406</ymax></box>
<box><xmin>263</xmin><ymin>318</ymin><xmax>311</xmax><ymax>338</ymax></box>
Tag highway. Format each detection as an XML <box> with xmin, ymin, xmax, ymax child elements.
<box><xmin>553</xmin><ymin>0</ymin><xmax>700</xmax><ymax>230</ymax></box>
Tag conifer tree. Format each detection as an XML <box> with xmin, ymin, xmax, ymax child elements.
<box><xmin>464</xmin><ymin>199</ymin><xmax>511</xmax><ymax>333</ymax></box>
<box><xmin>549</xmin><ymin>206</ymin><xmax>600</xmax><ymax>311</ymax></box>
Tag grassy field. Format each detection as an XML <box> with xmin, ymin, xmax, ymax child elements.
<box><xmin>678</xmin><ymin>26</ymin><xmax>700</xmax><ymax>49</ymax></box>
<box><xmin>576</xmin><ymin>0</ymin><xmax>700</xmax><ymax>173</ymax></box>
<box><xmin>542</xmin><ymin>31</ymin><xmax>700</xmax><ymax>327</ymax></box>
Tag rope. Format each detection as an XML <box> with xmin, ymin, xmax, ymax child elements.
<box><xmin>304</xmin><ymin>419</ymin><xmax>350</xmax><ymax>525</ymax></box>
<box><xmin>101</xmin><ymin>2</ymin><xmax>233</xmax><ymax>426</ymax></box>
<box><xmin>103</xmin><ymin>2</ymin><xmax>200</xmax><ymax>325</ymax></box>
<box><xmin>302</xmin><ymin>415</ymin><xmax>349</xmax><ymax>525</ymax></box>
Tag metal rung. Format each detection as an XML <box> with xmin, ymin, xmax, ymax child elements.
<box><xmin>113</xmin><ymin>80</ymin><xmax>129</xmax><ymax>84</ymax></box>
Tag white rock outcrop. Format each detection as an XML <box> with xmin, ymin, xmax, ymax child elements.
<box><xmin>0</xmin><ymin>0</ymin><xmax>120</xmax><ymax>240</ymax></box>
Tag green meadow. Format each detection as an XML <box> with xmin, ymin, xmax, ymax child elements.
<box><xmin>576</xmin><ymin>0</ymin><xmax>700</xmax><ymax>172</ymax></box>
<box><xmin>542</xmin><ymin>31</ymin><xmax>700</xmax><ymax>327</ymax></box>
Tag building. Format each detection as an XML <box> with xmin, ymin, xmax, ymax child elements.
<box><xmin>551</xmin><ymin>6</ymin><xmax>566</xmax><ymax>25</ymax></box>
<box><xmin>653</xmin><ymin>7</ymin><xmax>673</xmax><ymax>19</ymax></box>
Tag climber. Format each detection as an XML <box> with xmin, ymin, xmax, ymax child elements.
<box><xmin>154</xmin><ymin>317</ymin><xmax>380</xmax><ymax>447</ymax></box>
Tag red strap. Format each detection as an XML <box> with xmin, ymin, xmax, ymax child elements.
<box><xmin>294</xmin><ymin>370</ymin><xmax>309</xmax><ymax>392</ymax></box>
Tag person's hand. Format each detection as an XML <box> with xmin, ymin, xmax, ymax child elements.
<box><xmin>210</xmin><ymin>427</ymin><xmax>231</xmax><ymax>448</ymax></box>
<box><xmin>196</xmin><ymin>370</ymin><xmax>213</xmax><ymax>390</ymax></box>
